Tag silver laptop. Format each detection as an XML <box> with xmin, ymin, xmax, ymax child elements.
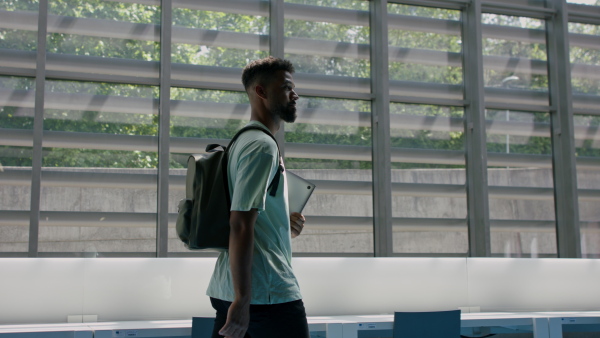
<box><xmin>287</xmin><ymin>171</ymin><xmax>316</xmax><ymax>213</ymax></box>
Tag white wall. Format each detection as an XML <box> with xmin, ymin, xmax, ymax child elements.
<box><xmin>1</xmin><ymin>258</ymin><xmax>599</xmax><ymax>325</ymax></box>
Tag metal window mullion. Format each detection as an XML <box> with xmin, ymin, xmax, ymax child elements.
<box><xmin>392</xmin><ymin>0</ymin><xmax>468</xmax><ymax>10</ymax></box>
<box><xmin>270</xmin><ymin>0</ymin><xmax>284</xmax><ymax>58</ymax></box>
<box><xmin>270</xmin><ymin>0</ymin><xmax>286</xmax><ymax>154</ymax></box>
<box><xmin>546</xmin><ymin>0</ymin><xmax>581</xmax><ymax>258</ymax></box>
<box><xmin>370</xmin><ymin>0</ymin><xmax>393</xmax><ymax>257</ymax></box>
<box><xmin>157</xmin><ymin>0</ymin><xmax>172</xmax><ymax>257</ymax></box>
<box><xmin>462</xmin><ymin>0</ymin><xmax>491</xmax><ymax>257</ymax></box>
<box><xmin>481</xmin><ymin>1</ymin><xmax>556</xmax><ymax>19</ymax></box>
<box><xmin>28</xmin><ymin>0</ymin><xmax>48</xmax><ymax>257</ymax></box>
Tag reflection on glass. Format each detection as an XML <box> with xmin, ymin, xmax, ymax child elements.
<box><xmin>1</xmin><ymin>77</ymin><xmax>36</xmax><ymax>131</ymax></box>
<box><xmin>390</xmin><ymin>104</ymin><xmax>464</xmax><ymax>155</ymax></box>
<box><xmin>286</xmin><ymin>0</ymin><xmax>369</xmax><ymax>11</ymax></box>
<box><xmin>566</xmin><ymin>0</ymin><xmax>599</xmax><ymax>4</ymax></box>
<box><xmin>172</xmin><ymin>5</ymin><xmax>268</xmax><ymax>67</ymax></box>
<box><xmin>37</xmin><ymin>161</ymin><xmax>158</xmax><ymax>253</ymax></box>
<box><xmin>284</xmin><ymin>0</ymin><xmax>370</xmax><ymax>77</ymax></box>
<box><xmin>169</xmin><ymin>88</ymin><xmax>249</xmax><ymax>168</ymax></box>
<box><xmin>0</xmin><ymin>1</ymin><xmax>38</xmax><ymax>53</ymax></box>
<box><xmin>390</xmin><ymin>103</ymin><xmax>467</xmax><ymax>255</ymax></box>
<box><xmin>569</xmin><ymin>22</ymin><xmax>600</xmax><ymax>96</ymax></box>
<box><xmin>486</xmin><ymin>110</ymin><xmax>556</xmax><ymax>257</ymax></box>
<box><xmin>286</xmin><ymin>96</ymin><xmax>373</xmax><ymax>253</ymax></box>
<box><xmin>387</xmin><ymin>4</ymin><xmax>462</xmax><ymax>84</ymax></box>
<box><xmin>482</xmin><ymin>14</ymin><xmax>548</xmax><ymax>91</ymax></box>
<box><xmin>486</xmin><ymin>110</ymin><xmax>552</xmax><ymax>157</ymax></box>
<box><xmin>0</xmin><ymin>76</ymin><xmax>35</xmax><ymax>253</ymax></box>
<box><xmin>569</xmin><ymin>18</ymin><xmax>599</xmax><ymax>257</ymax></box>
<box><xmin>286</xmin><ymin>97</ymin><xmax>371</xmax><ymax>170</ymax></box>
<box><xmin>574</xmin><ymin>115</ymin><xmax>600</xmax><ymax>258</ymax></box>
<box><xmin>44</xmin><ymin>80</ymin><xmax>158</xmax><ymax>134</ymax></box>
<box><xmin>38</xmin><ymin>80</ymin><xmax>159</xmax><ymax>254</ymax></box>
<box><xmin>0</xmin><ymin>0</ymin><xmax>38</xmax><ymax>11</ymax></box>
<box><xmin>0</xmin><ymin>143</ymin><xmax>32</xmax><ymax>252</ymax></box>
<box><xmin>47</xmin><ymin>0</ymin><xmax>159</xmax><ymax>60</ymax></box>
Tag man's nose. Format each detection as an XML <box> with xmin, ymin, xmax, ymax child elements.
<box><xmin>291</xmin><ymin>90</ymin><xmax>299</xmax><ymax>100</ymax></box>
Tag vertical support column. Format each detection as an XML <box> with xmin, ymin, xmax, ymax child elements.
<box><xmin>325</xmin><ymin>323</ymin><xmax>343</xmax><ymax>338</ymax></box>
<box><xmin>546</xmin><ymin>0</ymin><xmax>581</xmax><ymax>258</ymax></box>
<box><xmin>532</xmin><ymin>317</ymin><xmax>550</xmax><ymax>338</ymax></box>
<box><xmin>270</xmin><ymin>0</ymin><xmax>286</xmax><ymax>153</ymax></box>
<box><xmin>370</xmin><ymin>0</ymin><xmax>393</xmax><ymax>257</ymax></box>
<box><xmin>157</xmin><ymin>0</ymin><xmax>172</xmax><ymax>257</ymax></box>
<box><xmin>29</xmin><ymin>0</ymin><xmax>48</xmax><ymax>257</ymax></box>
<box><xmin>548</xmin><ymin>317</ymin><xmax>564</xmax><ymax>338</ymax></box>
<box><xmin>343</xmin><ymin>323</ymin><xmax>359</xmax><ymax>338</ymax></box>
<box><xmin>269</xmin><ymin>0</ymin><xmax>284</xmax><ymax>59</ymax></box>
<box><xmin>462</xmin><ymin>0</ymin><xmax>490</xmax><ymax>257</ymax></box>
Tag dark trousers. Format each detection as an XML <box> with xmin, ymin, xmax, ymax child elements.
<box><xmin>210</xmin><ymin>297</ymin><xmax>310</xmax><ymax>338</ymax></box>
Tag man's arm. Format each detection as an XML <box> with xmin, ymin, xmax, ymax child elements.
<box><xmin>218</xmin><ymin>209</ymin><xmax>258</xmax><ymax>338</ymax></box>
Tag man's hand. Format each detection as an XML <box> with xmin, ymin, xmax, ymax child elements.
<box><xmin>218</xmin><ymin>299</ymin><xmax>250</xmax><ymax>338</ymax></box>
<box><xmin>290</xmin><ymin>212</ymin><xmax>305</xmax><ymax>238</ymax></box>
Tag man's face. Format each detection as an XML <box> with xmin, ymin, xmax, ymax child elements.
<box><xmin>266</xmin><ymin>70</ymin><xmax>299</xmax><ymax>123</ymax></box>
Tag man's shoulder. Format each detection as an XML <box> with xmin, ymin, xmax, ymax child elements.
<box><xmin>233</xmin><ymin>129</ymin><xmax>278</xmax><ymax>156</ymax></box>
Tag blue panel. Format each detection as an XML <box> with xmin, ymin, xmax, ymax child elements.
<box><xmin>393</xmin><ymin>310</ymin><xmax>461</xmax><ymax>338</ymax></box>
<box><xmin>192</xmin><ymin>317</ymin><xmax>215</xmax><ymax>338</ymax></box>
<box><xmin>562</xmin><ymin>324</ymin><xmax>600</xmax><ymax>333</ymax></box>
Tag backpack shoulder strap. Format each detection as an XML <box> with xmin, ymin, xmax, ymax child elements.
<box><xmin>226</xmin><ymin>125</ymin><xmax>279</xmax><ymax>152</ymax></box>
<box><xmin>225</xmin><ymin>125</ymin><xmax>283</xmax><ymax>197</ymax></box>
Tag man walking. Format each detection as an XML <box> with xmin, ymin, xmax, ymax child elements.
<box><xmin>206</xmin><ymin>56</ymin><xmax>309</xmax><ymax>338</ymax></box>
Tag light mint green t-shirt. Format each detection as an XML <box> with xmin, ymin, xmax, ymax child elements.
<box><xmin>206</xmin><ymin>121</ymin><xmax>302</xmax><ymax>305</ymax></box>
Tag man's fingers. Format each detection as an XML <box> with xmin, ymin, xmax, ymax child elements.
<box><xmin>220</xmin><ymin>319</ymin><xmax>248</xmax><ymax>337</ymax></box>
<box><xmin>290</xmin><ymin>221</ymin><xmax>304</xmax><ymax>238</ymax></box>
<box><xmin>218</xmin><ymin>322</ymin><xmax>232</xmax><ymax>336</ymax></box>
<box><xmin>290</xmin><ymin>213</ymin><xmax>305</xmax><ymax>238</ymax></box>
<box><xmin>291</xmin><ymin>222</ymin><xmax>303</xmax><ymax>233</ymax></box>
<box><xmin>219</xmin><ymin>324</ymin><xmax>245</xmax><ymax>338</ymax></box>
<box><xmin>290</xmin><ymin>212</ymin><xmax>305</xmax><ymax>225</ymax></box>
<box><xmin>219</xmin><ymin>301</ymin><xmax>249</xmax><ymax>338</ymax></box>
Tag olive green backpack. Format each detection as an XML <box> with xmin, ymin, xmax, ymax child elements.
<box><xmin>175</xmin><ymin>125</ymin><xmax>281</xmax><ymax>251</ymax></box>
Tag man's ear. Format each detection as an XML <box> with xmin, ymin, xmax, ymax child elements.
<box><xmin>255</xmin><ymin>84</ymin><xmax>268</xmax><ymax>100</ymax></box>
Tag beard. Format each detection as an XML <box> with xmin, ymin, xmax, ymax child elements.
<box><xmin>272</xmin><ymin>102</ymin><xmax>297</xmax><ymax>123</ymax></box>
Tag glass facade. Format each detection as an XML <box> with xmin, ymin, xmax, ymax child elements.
<box><xmin>0</xmin><ymin>76</ymin><xmax>35</xmax><ymax>253</ymax></box>
<box><xmin>38</xmin><ymin>80</ymin><xmax>159</xmax><ymax>254</ymax></box>
<box><xmin>171</xmin><ymin>2</ymin><xmax>268</xmax><ymax>68</ymax></box>
<box><xmin>486</xmin><ymin>109</ymin><xmax>556</xmax><ymax>257</ymax></box>
<box><xmin>0</xmin><ymin>0</ymin><xmax>38</xmax><ymax>254</ymax></box>
<box><xmin>569</xmin><ymin>17</ymin><xmax>600</xmax><ymax>258</ymax></box>
<box><xmin>387</xmin><ymin>4</ymin><xmax>467</xmax><ymax>255</ymax></box>
<box><xmin>168</xmin><ymin>87</ymin><xmax>251</xmax><ymax>253</ymax></box>
<box><xmin>0</xmin><ymin>0</ymin><xmax>597</xmax><ymax>258</ymax></box>
<box><xmin>284</xmin><ymin>0</ymin><xmax>373</xmax><ymax>254</ymax></box>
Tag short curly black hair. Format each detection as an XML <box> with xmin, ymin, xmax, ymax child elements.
<box><xmin>241</xmin><ymin>56</ymin><xmax>295</xmax><ymax>90</ymax></box>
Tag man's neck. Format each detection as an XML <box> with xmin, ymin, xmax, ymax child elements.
<box><xmin>250</xmin><ymin>113</ymin><xmax>280</xmax><ymax>135</ymax></box>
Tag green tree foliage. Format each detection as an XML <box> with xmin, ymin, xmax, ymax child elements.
<box><xmin>47</xmin><ymin>0</ymin><xmax>160</xmax><ymax>60</ymax></box>
<box><xmin>569</xmin><ymin>22</ymin><xmax>600</xmax><ymax>95</ymax></box>
<box><xmin>388</xmin><ymin>4</ymin><xmax>463</xmax><ymax>84</ymax></box>
<box><xmin>172</xmin><ymin>7</ymin><xmax>268</xmax><ymax>67</ymax></box>
<box><xmin>482</xmin><ymin>14</ymin><xmax>549</xmax><ymax>90</ymax></box>
<box><xmin>574</xmin><ymin>115</ymin><xmax>600</xmax><ymax>157</ymax></box>
<box><xmin>1</xmin><ymin>0</ymin><xmax>599</xmax><ymax>170</ymax></box>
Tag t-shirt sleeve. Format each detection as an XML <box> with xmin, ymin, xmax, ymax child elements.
<box><xmin>230</xmin><ymin>146</ymin><xmax>278</xmax><ymax>212</ymax></box>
